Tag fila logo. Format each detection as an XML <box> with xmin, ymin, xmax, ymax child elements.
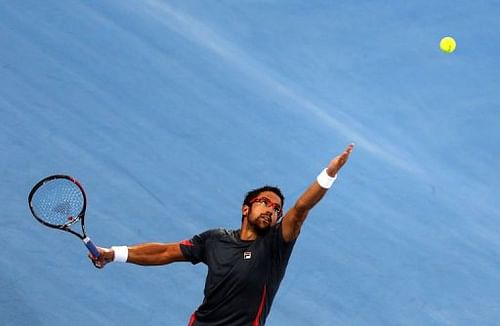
<box><xmin>243</xmin><ymin>251</ymin><xmax>252</xmax><ymax>260</ymax></box>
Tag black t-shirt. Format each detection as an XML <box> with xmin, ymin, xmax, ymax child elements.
<box><xmin>180</xmin><ymin>223</ymin><xmax>296</xmax><ymax>326</ymax></box>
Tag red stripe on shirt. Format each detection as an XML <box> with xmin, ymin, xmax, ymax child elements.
<box><xmin>180</xmin><ymin>239</ymin><xmax>193</xmax><ymax>246</ymax></box>
<box><xmin>188</xmin><ymin>312</ymin><xmax>196</xmax><ymax>326</ymax></box>
<box><xmin>252</xmin><ymin>285</ymin><xmax>267</xmax><ymax>326</ymax></box>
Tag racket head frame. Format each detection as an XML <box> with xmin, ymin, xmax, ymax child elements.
<box><xmin>28</xmin><ymin>174</ymin><xmax>89</xmax><ymax>240</ymax></box>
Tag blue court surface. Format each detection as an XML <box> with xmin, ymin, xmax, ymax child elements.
<box><xmin>1</xmin><ymin>1</ymin><xmax>500</xmax><ymax>325</ymax></box>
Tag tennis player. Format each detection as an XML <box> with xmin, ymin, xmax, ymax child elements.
<box><xmin>90</xmin><ymin>144</ymin><xmax>354</xmax><ymax>325</ymax></box>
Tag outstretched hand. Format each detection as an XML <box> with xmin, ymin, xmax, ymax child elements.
<box><xmin>326</xmin><ymin>143</ymin><xmax>354</xmax><ymax>176</ymax></box>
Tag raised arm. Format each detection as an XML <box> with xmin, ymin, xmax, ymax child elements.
<box><xmin>89</xmin><ymin>242</ymin><xmax>186</xmax><ymax>269</ymax></box>
<box><xmin>281</xmin><ymin>144</ymin><xmax>354</xmax><ymax>242</ymax></box>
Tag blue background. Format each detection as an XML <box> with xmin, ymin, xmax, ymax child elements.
<box><xmin>1</xmin><ymin>1</ymin><xmax>499</xmax><ymax>325</ymax></box>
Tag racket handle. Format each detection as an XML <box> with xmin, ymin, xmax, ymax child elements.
<box><xmin>83</xmin><ymin>237</ymin><xmax>100</xmax><ymax>258</ymax></box>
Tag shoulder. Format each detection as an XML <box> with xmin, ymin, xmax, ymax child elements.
<box><xmin>271</xmin><ymin>222</ymin><xmax>283</xmax><ymax>234</ymax></box>
<box><xmin>271</xmin><ymin>222</ymin><xmax>296</xmax><ymax>245</ymax></box>
<box><xmin>199</xmin><ymin>228</ymin><xmax>233</xmax><ymax>240</ymax></box>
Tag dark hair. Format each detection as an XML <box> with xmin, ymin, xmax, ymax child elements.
<box><xmin>242</xmin><ymin>185</ymin><xmax>285</xmax><ymax>221</ymax></box>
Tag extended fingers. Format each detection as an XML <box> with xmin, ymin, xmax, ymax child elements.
<box><xmin>345</xmin><ymin>143</ymin><xmax>355</xmax><ymax>154</ymax></box>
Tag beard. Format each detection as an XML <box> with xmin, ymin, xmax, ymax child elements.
<box><xmin>248</xmin><ymin>211</ymin><xmax>273</xmax><ymax>236</ymax></box>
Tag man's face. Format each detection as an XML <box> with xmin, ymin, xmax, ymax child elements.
<box><xmin>244</xmin><ymin>191</ymin><xmax>282</xmax><ymax>235</ymax></box>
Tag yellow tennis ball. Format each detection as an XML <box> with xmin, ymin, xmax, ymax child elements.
<box><xmin>440</xmin><ymin>36</ymin><xmax>456</xmax><ymax>53</ymax></box>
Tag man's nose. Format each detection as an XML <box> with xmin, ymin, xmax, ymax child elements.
<box><xmin>263</xmin><ymin>206</ymin><xmax>275</xmax><ymax>215</ymax></box>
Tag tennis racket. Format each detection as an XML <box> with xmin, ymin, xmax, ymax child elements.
<box><xmin>28</xmin><ymin>174</ymin><xmax>100</xmax><ymax>258</ymax></box>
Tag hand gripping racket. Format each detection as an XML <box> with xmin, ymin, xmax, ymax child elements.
<box><xmin>28</xmin><ymin>175</ymin><xmax>100</xmax><ymax>258</ymax></box>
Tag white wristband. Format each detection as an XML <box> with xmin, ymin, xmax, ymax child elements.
<box><xmin>111</xmin><ymin>246</ymin><xmax>128</xmax><ymax>263</ymax></box>
<box><xmin>316</xmin><ymin>168</ymin><xmax>337</xmax><ymax>189</ymax></box>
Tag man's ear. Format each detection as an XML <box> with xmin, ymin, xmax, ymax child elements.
<box><xmin>242</xmin><ymin>205</ymin><xmax>249</xmax><ymax>217</ymax></box>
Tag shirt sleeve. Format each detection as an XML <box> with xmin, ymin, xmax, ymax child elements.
<box><xmin>273</xmin><ymin>222</ymin><xmax>296</xmax><ymax>262</ymax></box>
<box><xmin>179</xmin><ymin>229</ymin><xmax>217</xmax><ymax>265</ymax></box>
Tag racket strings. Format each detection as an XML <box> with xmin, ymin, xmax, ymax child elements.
<box><xmin>31</xmin><ymin>179</ymin><xmax>84</xmax><ymax>226</ymax></box>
